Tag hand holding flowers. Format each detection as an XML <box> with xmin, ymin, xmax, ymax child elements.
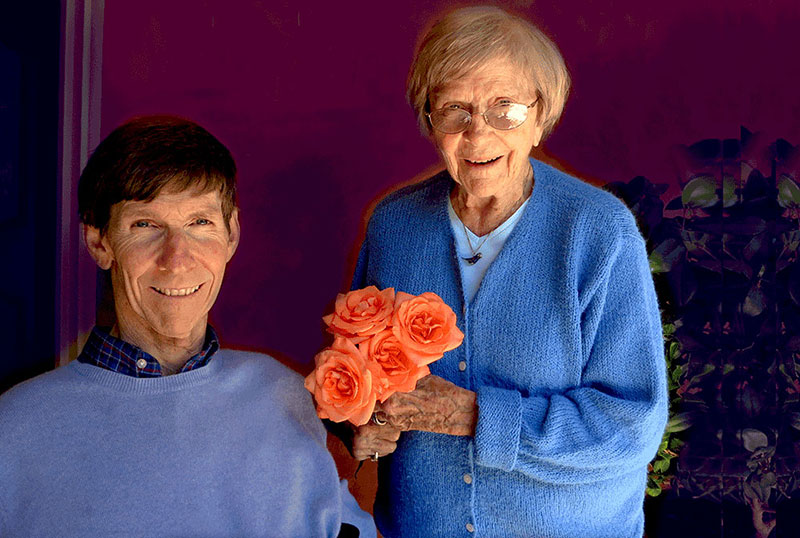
<box><xmin>304</xmin><ymin>286</ymin><xmax>464</xmax><ymax>426</ymax></box>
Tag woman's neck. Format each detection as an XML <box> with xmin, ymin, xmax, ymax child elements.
<box><xmin>451</xmin><ymin>166</ymin><xmax>533</xmax><ymax>236</ymax></box>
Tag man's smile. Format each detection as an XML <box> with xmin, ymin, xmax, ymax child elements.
<box><xmin>151</xmin><ymin>284</ymin><xmax>203</xmax><ymax>297</ymax></box>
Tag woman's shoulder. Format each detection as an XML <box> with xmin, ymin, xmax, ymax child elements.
<box><xmin>532</xmin><ymin>159</ymin><xmax>640</xmax><ymax>239</ymax></box>
<box><xmin>371</xmin><ymin>170</ymin><xmax>450</xmax><ymax>220</ymax></box>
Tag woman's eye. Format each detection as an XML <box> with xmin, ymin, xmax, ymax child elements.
<box><xmin>133</xmin><ymin>221</ymin><xmax>150</xmax><ymax>228</ymax></box>
<box><xmin>445</xmin><ymin>103</ymin><xmax>464</xmax><ymax>110</ymax></box>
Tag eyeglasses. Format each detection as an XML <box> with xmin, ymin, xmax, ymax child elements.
<box><xmin>426</xmin><ymin>98</ymin><xmax>539</xmax><ymax>134</ymax></box>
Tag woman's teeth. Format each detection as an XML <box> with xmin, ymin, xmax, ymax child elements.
<box><xmin>153</xmin><ymin>285</ymin><xmax>201</xmax><ymax>297</ymax></box>
<box><xmin>467</xmin><ymin>156</ymin><xmax>501</xmax><ymax>164</ymax></box>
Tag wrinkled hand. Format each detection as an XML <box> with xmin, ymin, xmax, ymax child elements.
<box><xmin>351</xmin><ymin>422</ymin><xmax>402</xmax><ymax>461</ymax></box>
<box><xmin>377</xmin><ymin>375</ymin><xmax>477</xmax><ymax>437</ymax></box>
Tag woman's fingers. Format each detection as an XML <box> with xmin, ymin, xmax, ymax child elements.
<box><xmin>352</xmin><ymin>424</ymin><xmax>401</xmax><ymax>446</ymax></box>
<box><xmin>351</xmin><ymin>423</ymin><xmax>401</xmax><ymax>460</ymax></box>
<box><xmin>378</xmin><ymin>375</ymin><xmax>478</xmax><ymax>436</ymax></box>
<box><xmin>352</xmin><ymin>439</ymin><xmax>399</xmax><ymax>461</ymax></box>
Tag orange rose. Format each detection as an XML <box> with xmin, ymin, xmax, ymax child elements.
<box><xmin>304</xmin><ymin>337</ymin><xmax>380</xmax><ymax>425</ymax></box>
<box><xmin>323</xmin><ymin>286</ymin><xmax>396</xmax><ymax>343</ymax></box>
<box><xmin>392</xmin><ymin>291</ymin><xmax>464</xmax><ymax>365</ymax></box>
<box><xmin>361</xmin><ymin>329</ymin><xmax>430</xmax><ymax>402</ymax></box>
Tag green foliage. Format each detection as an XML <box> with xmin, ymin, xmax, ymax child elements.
<box><xmin>682</xmin><ymin>175</ymin><xmax>719</xmax><ymax>209</ymax></box>
<box><xmin>646</xmin><ymin>321</ymin><xmax>688</xmax><ymax>497</ymax></box>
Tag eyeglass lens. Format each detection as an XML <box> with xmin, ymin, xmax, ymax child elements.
<box><xmin>430</xmin><ymin>103</ymin><xmax>530</xmax><ymax>134</ymax></box>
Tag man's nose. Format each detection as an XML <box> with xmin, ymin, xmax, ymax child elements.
<box><xmin>157</xmin><ymin>230</ymin><xmax>196</xmax><ymax>273</ymax></box>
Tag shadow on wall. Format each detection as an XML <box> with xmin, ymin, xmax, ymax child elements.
<box><xmin>209</xmin><ymin>154</ymin><xmax>361</xmax><ymax>373</ymax></box>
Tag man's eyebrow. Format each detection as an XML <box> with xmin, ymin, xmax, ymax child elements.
<box><xmin>116</xmin><ymin>204</ymin><xmax>157</xmax><ymax>219</ymax></box>
<box><xmin>117</xmin><ymin>203</ymin><xmax>222</xmax><ymax>219</ymax></box>
<box><xmin>184</xmin><ymin>205</ymin><xmax>224</xmax><ymax>219</ymax></box>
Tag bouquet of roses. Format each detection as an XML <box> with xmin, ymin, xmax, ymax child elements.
<box><xmin>304</xmin><ymin>286</ymin><xmax>464</xmax><ymax>426</ymax></box>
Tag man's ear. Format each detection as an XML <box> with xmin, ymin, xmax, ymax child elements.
<box><xmin>83</xmin><ymin>224</ymin><xmax>114</xmax><ymax>270</ymax></box>
<box><xmin>226</xmin><ymin>208</ymin><xmax>241</xmax><ymax>262</ymax></box>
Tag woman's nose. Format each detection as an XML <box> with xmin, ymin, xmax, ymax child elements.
<box><xmin>464</xmin><ymin>111</ymin><xmax>492</xmax><ymax>137</ymax></box>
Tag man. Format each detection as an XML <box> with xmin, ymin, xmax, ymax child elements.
<box><xmin>0</xmin><ymin>116</ymin><xmax>375</xmax><ymax>537</ymax></box>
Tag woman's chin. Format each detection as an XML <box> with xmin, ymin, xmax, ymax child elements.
<box><xmin>453</xmin><ymin>176</ymin><xmax>510</xmax><ymax>200</ymax></box>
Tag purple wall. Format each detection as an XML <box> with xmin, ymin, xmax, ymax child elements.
<box><xmin>98</xmin><ymin>0</ymin><xmax>800</xmax><ymax>520</ymax></box>
<box><xmin>101</xmin><ymin>1</ymin><xmax>800</xmax><ymax>370</ymax></box>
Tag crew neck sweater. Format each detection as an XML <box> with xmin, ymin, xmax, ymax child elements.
<box><xmin>353</xmin><ymin>158</ymin><xmax>668</xmax><ymax>537</ymax></box>
<box><xmin>0</xmin><ymin>349</ymin><xmax>375</xmax><ymax>537</ymax></box>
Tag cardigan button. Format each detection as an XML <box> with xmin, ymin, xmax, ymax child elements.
<box><xmin>458</xmin><ymin>361</ymin><xmax>467</xmax><ymax>372</ymax></box>
<box><xmin>466</xmin><ymin>522</ymin><xmax>475</xmax><ymax>533</ymax></box>
<box><xmin>463</xmin><ymin>473</ymin><xmax>472</xmax><ymax>484</ymax></box>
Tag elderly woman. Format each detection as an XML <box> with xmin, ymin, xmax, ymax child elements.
<box><xmin>347</xmin><ymin>6</ymin><xmax>668</xmax><ymax>538</ymax></box>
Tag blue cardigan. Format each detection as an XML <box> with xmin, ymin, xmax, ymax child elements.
<box><xmin>354</xmin><ymin>158</ymin><xmax>668</xmax><ymax>538</ymax></box>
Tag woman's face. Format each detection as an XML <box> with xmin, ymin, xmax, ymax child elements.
<box><xmin>429</xmin><ymin>58</ymin><xmax>542</xmax><ymax>202</ymax></box>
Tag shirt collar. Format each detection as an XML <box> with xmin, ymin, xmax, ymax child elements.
<box><xmin>77</xmin><ymin>325</ymin><xmax>220</xmax><ymax>378</ymax></box>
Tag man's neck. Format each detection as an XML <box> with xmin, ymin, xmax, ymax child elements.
<box><xmin>111</xmin><ymin>321</ymin><xmax>207</xmax><ymax>376</ymax></box>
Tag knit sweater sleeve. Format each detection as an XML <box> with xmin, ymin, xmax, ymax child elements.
<box><xmin>474</xmin><ymin>232</ymin><xmax>668</xmax><ymax>483</ymax></box>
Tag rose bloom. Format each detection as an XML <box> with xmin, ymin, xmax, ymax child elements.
<box><xmin>361</xmin><ymin>329</ymin><xmax>430</xmax><ymax>402</ymax></box>
<box><xmin>392</xmin><ymin>291</ymin><xmax>464</xmax><ymax>365</ymax></box>
<box><xmin>304</xmin><ymin>337</ymin><xmax>380</xmax><ymax>425</ymax></box>
<box><xmin>323</xmin><ymin>286</ymin><xmax>396</xmax><ymax>343</ymax></box>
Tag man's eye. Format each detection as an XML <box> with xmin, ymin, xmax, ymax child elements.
<box><xmin>134</xmin><ymin>221</ymin><xmax>150</xmax><ymax>228</ymax></box>
<box><xmin>194</xmin><ymin>218</ymin><xmax>211</xmax><ymax>226</ymax></box>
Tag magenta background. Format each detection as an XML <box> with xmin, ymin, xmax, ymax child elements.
<box><xmin>100</xmin><ymin>0</ymin><xmax>800</xmax><ymax>372</ymax></box>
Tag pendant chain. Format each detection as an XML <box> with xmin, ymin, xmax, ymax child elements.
<box><xmin>457</xmin><ymin>167</ymin><xmax>533</xmax><ymax>265</ymax></box>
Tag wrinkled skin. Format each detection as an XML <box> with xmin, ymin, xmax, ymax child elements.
<box><xmin>351</xmin><ymin>375</ymin><xmax>477</xmax><ymax>460</ymax></box>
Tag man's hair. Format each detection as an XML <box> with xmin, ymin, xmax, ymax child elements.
<box><xmin>78</xmin><ymin>115</ymin><xmax>238</xmax><ymax>233</ymax></box>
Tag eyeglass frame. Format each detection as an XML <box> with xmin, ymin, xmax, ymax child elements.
<box><xmin>426</xmin><ymin>97</ymin><xmax>540</xmax><ymax>134</ymax></box>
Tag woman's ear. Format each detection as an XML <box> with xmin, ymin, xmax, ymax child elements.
<box><xmin>532</xmin><ymin>123</ymin><xmax>544</xmax><ymax>148</ymax></box>
<box><xmin>83</xmin><ymin>224</ymin><xmax>114</xmax><ymax>270</ymax></box>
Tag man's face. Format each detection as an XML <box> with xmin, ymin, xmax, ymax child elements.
<box><xmin>86</xmin><ymin>187</ymin><xmax>239</xmax><ymax>341</ymax></box>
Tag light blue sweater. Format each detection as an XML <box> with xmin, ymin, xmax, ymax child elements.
<box><xmin>354</xmin><ymin>158</ymin><xmax>668</xmax><ymax>538</ymax></box>
<box><xmin>0</xmin><ymin>349</ymin><xmax>375</xmax><ymax>537</ymax></box>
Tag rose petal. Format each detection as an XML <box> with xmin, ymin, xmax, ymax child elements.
<box><xmin>305</xmin><ymin>337</ymin><xmax>379</xmax><ymax>424</ymax></box>
<box><xmin>392</xmin><ymin>292</ymin><xmax>464</xmax><ymax>365</ymax></box>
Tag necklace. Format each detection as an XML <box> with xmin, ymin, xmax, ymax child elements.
<box><xmin>461</xmin><ymin>222</ymin><xmax>490</xmax><ymax>265</ymax></box>
<box><xmin>457</xmin><ymin>168</ymin><xmax>534</xmax><ymax>265</ymax></box>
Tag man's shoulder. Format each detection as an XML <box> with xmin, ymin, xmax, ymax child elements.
<box><xmin>0</xmin><ymin>365</ymin><xmax>82</xmax><ymax>456</ymax></box>
<box><xmin>0</xmin><ymin>365</ymin><xmax>76</xmax><ymax>415</ymax></box>
<box><xmin>213</xmin><ymin>349</ymin><xmax>312</xmax><ymax>402</ymax></box>
<box><xmin>214</xmin><ymin>349</ymin><xmax>324</xmax><ymax>438</ymax></box>
<box><xmin>214</xmin><ymin>349</ymin><xmax>303</xmax><ymax>382</ymax></box>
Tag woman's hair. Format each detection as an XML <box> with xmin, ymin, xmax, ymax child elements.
<box><xmin>407</xmin><ymin>6</ymin><xmax>570</xmax><ymax>138</ymax></box>
<box><xmin>78</xmin><ymin>115</ymin><xmax>238</xmax><ymax>233</ymax></box>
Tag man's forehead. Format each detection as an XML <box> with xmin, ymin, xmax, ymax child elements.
<box><xmin>114</xmin><ymin>188</ymin><xmax>224</xmax><ymax>217</ymax></box>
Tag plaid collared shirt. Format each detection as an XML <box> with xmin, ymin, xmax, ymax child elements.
<box><xmin>77</xmin><ymin>325</ymin><xmax>220</xmax><ymax>377</ymax></box>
